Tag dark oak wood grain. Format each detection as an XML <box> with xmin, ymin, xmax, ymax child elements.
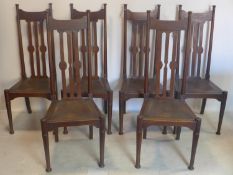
<box><xmin>4</xmin><ymin>4</ymin><xmax>54</xmax><ymax>134</ymax></box>
<box><xmin>63</xmin><ymin>4</ymin><xmax>113</xmax><ymax>134</ymax></box>
<box><xmin>135</xmin><ymin>11</ymin><xmax>201</xmax><ymax>170</ymax></box>
<box><xmin>119</xmin><ymin>4</ymin><xmax>161</xmax><ymax>135</ymax></box>
<box><xmin>177</xmin><ymin>5</ymin><xmax>227</xmax><ymax>135</ymax></box>
<box><xmin>41</xmin><ymin>13</ymin><xmax>105</xmax><ymax>172</ymax></box>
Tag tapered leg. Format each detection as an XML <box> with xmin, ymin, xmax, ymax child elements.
<box><xmin>200</xmin><ymin>98</ymin><xmax>207</xmax><ymax>114</ymax></box>
<box><xmin>176</xmin><ymin>126</ymin><xmax>181</xmax><ymax>140</ymax></box>
<box><xmin>216</xmin><ymin>91</ymin><xmax>227</xmax><ymax>135</ymax></box>
<box><xmin>99</xmin><ymin>118</ymin><xmax>105</xmax><ymax>167</ymax></box>
<box><xmin>107</xmin><ymin>91</ymin><xmax>113</xmax><ymax>134</ymax></box>
<box><xmin>119</xmin><ymin>92</ymin><xmax>124</xmax><ymax>135</ymax></box>
<box><xmin>103</xmin><ymin>100</ymin><xmax>108</xmax><ymax>114</ymax></box>
<box><xmin>173</xmin><ymin>126</ymin><xmax>177</xmax><ymax>134</ymax></box>
<box><xmin>162</xmin><ymin>126</ymin><xmax>167</xmax><ymax>135</ymax></box>
<box><xmin>123</xmin><ymin>100</ymin><xmax>126</xmax><ymax>114</ymax></box>
<box><xmin>189</xmin><ymin>118</ymin><xmax>201</xmax><ymax>170</ymax></box>
<box><xmin>4</xmin><ymin>90</ymin><xmax>14</xmax><ymax>134</ymax></box>
<box><xmin>54</xmin><ymin>128</ymin><xmax>59</xmax><ymax>142</ymax></box>
<box><xmin>63</xmin><ymin>127</ymin><xmax>68</xmax><ymax>134</ymax></box>
<box><xmin>25</xmin><ymin>97</ymin><xmax>32</xmax><ymax>114</ymax></box>
<box><xmin>135</xmin><ymin>117</ymin><xmax>142</xmax><ymax>169</ymax></box>
<box><xmin>41</xmin><ymin>121</ymin><xmax>52</xmax><ymax>172</ymax></box>
<box><xmin>143</xmin><ymin>128</ymin><xmax>147</xmax><ymax>139</ymax></box>
<box><xmin>89</xmin><ymin>126</ymin><xmax>93</xmax><ymax>139</ymax></box>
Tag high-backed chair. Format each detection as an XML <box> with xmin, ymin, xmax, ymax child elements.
<box><xmin>4</xmin><ymin>4</ymin><xmax>55</xmax><ymax>134</ymax></box>
<box><xmin>178</xmin><ymin>5</ymin><xmax>227</xmax><ymax>135</ymax></box>
<box><xmin>135</xmin><ymin>11</ymin><xmax>201</xmax><ymax>170</ymax></box>
<box><xmin>41</xmin><ymin>13</ymin><xmax>105</xmax><ymax>172</ymax></box>
<box><xmin>119</xmin><ymin>4</ymin><xmax>161</xmax><ymax>134</ymax></box>
<box><xmin>64</xmin><ymin>4</ymin><xmax>113</xmax><ymax>134</ymax></box>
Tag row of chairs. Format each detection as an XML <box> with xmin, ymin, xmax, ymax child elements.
<box><xmin>4</xmin><ymin>3</ymin><xmax>227</xmax><ymax>172</ymax></box>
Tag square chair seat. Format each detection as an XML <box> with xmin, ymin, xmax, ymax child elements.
<box><xmin>181</xmin><ymin>77</ymin><xmax>223</xmax><ymax>95</ymax></box>
<box><xmin>140</xmin><ymin>98</ymin><xmax>196</xmax><ymax>122</ymax></box>
<box><xmin>45</xmin><ymin>98</ymin><xmax>103</xmax><ymax>123</ymax></box>
<box><xmin>81</xmin><ymin>77</ymin><xmax>111</xmax><ymax>96</ymax></box>
<box><xmin>9</xmin><ymin>77</ymin><xmax>50</xmax><ymax>94</ymax></box>
<box><xmin>120</xmin><ymin>78</ymin><xmax>156</xmax><ymax>94</ymax></box>
<box><xmin>65</xmin><ymin>77</ymin><xmax>111</xmax><ymax>97</ymax></box>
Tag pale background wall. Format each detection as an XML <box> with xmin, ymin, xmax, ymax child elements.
<box><xmin>0</xmin><ymin>0</ymin><xmax>233</xmax><ymax>113</ymax></box>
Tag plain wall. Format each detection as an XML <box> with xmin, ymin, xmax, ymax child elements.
<box><xmin>0</xmin><ymin>0</ymin><xmax>233</xmax><ymax>114</ymax></box>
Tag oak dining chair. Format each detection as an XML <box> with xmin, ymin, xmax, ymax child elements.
<box><xmin>177</xmin><ymin>5</ymin><xmax>227</xmax><ymax>135</ymax></box>
<box><xmin>41</xmin><ymin>13</ymin><xmax>105</xmax><ymax>172</ymax></box>
<box><xmin>63</xmin><ymin>4</ymin><xmax>113</xmax><ymax>134</ymax></box>
<box><xmin>119</xmin><ymin>4</ymin><xmax>161</xmax><ymax>134</ymax></box>
<box><xmin>135</xmin><ymin>11</ymin><xmax>201</xmax><ymax>170</ymax></box>
<box><xmin>4</xmin><ymin>4</ymin><xmax>55</xmax><ymax>134</ymax></box>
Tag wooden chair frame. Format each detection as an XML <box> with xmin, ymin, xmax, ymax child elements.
<box><xmin>135</xmin><ymin>11</ymin><xmax>201</xmax><ymax>170</ymax></box>
<box><xmin>62</xmin><ymin>4</ymin><xmax>113</xmax><ymax>135</ymax></box>
<box><xmin>4</xmin><ymin>4</ymin><xmax>55</xmax><ymax>134</ymax></box>
<box><xmin>119</xmin><ymin>4</ymin><xmax>161</xmax><ymax>134</ymax></box>
<box><xmin>41</xmin><ymin>13</ymin><xmax>105</xmax><ymax>172</ymax></box>
<box><xmin>178</xmin><ymin>5</ymin><xmax>227</xmax><ymax>135</ymax></box>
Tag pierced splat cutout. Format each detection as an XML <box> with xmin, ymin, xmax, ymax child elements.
<box><xmin>47</xmin><ymin>16</ymin><xmax>92</xmax><ymax>100</ymax></box>
<box><xmin>144</xmin><ymin>12</ymin><xmax>191</xmax><ymax>98</ymax></box>
<box><xmin>70</xmin><ymin>4</ymin><xmax>107</xmax><ymax>79</ymax></box>
<box><xmin>17</xmin><ymin>5</ymin><xmax>52</xmax><ymax>78</ymax></box>
<box><xmin>179</xmin><ymin>5</ymin><xmax>215</xmax><ymax>79</ymax></box>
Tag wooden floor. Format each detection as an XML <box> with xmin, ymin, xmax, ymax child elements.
<box><xmin>0</xmin><ymin>109</ymin><xmax>233</xmax><ymax>175</ymax></box>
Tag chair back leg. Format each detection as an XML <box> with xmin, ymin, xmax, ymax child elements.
<box><xmin>25</xmin><ymin>97</ymin><xmax>32</xmax><ymax>113</ymax></box>
<box><xmin>200</xmin><ymin>98</ymin><xmax>207</xmax><ymax>114</ymax></box>
<box><xmin>107</xmin><ymin>91</ymin><xmax>113</xmax><ymax>134</ymax></box>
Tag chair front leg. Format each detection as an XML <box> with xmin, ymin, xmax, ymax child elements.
<box><xmin>25</xmin><ymin>97</ymin><xmax>32</xmax><ymax>114</ymax></box>
<box><xmin>99</xmin><ymin>118</ymin><xmax>105</xmax><ymax>167</ymax></box>
<box><xmin>107</xmin><ymin>91</ymin><xmax>113</xmax><ymax>134</ymax></box>
<box><xmin>63</xmin><ymin>127</ymin><xmax>68</xmax><ymax>134</ymax></box>
<box><xmin>200</xmin><ymin>98</ymin><xmax>207</xmax><ymax>114</ymax></box>
<box><xmin>176</xmin><ymin>127</ymin><xmax>181</xmax><ymax>140</ymax></box>
<box><xmin>119</xmin><ymin>92</ymin><xmax>124</xmax><ymax>135</ymax></box>
<box><xmin>89</xmin><ymin>125</ymin><xmax>93</xmax><ymax>139</ymax></box>
<box><xmin>54</xmin><ymin>128</ymin><xmax>59</xmax><ymax>142</ymax></box>
<box><xmin>41</xmin><ymin>122</ymin><xmax>52</xmax><ymax>172</ymax></box>
<box><xmin>189</xmin><ymin>118</ymin><xmax>201</xmax><ymax>170</ymax></box>
<box><xmin>173</xmin><ymin>126</ymin><xmax>177</xmax><ymax>134</ymax></box>
<box><xmin>103</xmin><ymin>99</ymin><xmax>107</xmax><ymax>114</ymax></box>
<box><xmin>162</xmin><ymin>126</ymin><xmax>167</xmax><ymax>135</ymax></box>
<box><xmin>143</xmin><ymin>128</ymin><xmax>147</xmax><ymax>139</ymax></box>
<box><xmin>4</xmin><ymin>90</ymin><xmax>14</xmax><ymax>134</ymax></box>
<box><xmin>135</xmin><ymin>117</ymin><xmax>143</xmax><ymax>169</ymax></box>
<box><xmin>122</xmin><ymin>100</ymin><xmax>126</xmax><ymax>114</ymax></box>
<box><xmin>216</xmin><ymin>91</ymin><xmax>228</xmax><ymax>135</ymax></box>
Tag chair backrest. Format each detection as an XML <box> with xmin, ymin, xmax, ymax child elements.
<box><xmin>16</xmin><ymin>4</ymin><xmax>53</xmax><ymax>79</ymax></box>
<box><xmin>47</xmin><ymin>13</ymin><xmax>91</xmax><ymax>100</ymax></box>
<box><xmin>179</xmin><ymin>5</ymin><xmax>215</xmax><ymax>80</ymax></box>
<box><xmin>144</xmin><ymin>10</ymin><xmax>192</xmax><ymax>98</ymax></box>
<box><xmin>123</xmin><ymin>4</ymin><xmax>160</xmax><ymax>79</ymax></box>
<box><xmin>70</xmin><ymin>4</ymin><xmax>107</xmax><ymax>79</ymax></box>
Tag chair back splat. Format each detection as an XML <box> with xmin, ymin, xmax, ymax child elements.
<box><xmin>69</xmin><ymin>4</ymin><xmax>113</xmax><ymax>135</ymax></box>
<box><xmin>70</xmin><ymin>4</ymin><xmax>107</xmax><ymax>79</ymax></box>
<box><xmin>118</xmin><ymin>5</ymin><xmax>161</xmax><ymax>135</ymax></box>
<box><xmin>16</xmin><ymin>4</ymin><xmax>53</xmax><ymax>79</ymax></box>
<box><xmin>123</xmin><ymin>4</ymin><xmax>161</xmax><ymax>79</ymax></box>
<box><xmin>144</xmin><ymin>10</ymin><xmax>192</xmax><ymax>97</ymax></box>
<box><xmin>178</xmin><ymin>5</ymin><xmax>216</xmax><ymax>80</ymax></box>
<box><xmin>47</xmin><ymin>12</ymin><xmax>91</xmax><ymax>100</ymax></box>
